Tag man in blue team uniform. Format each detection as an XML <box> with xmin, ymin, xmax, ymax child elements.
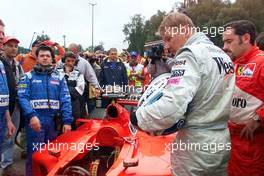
<box><xmin>18</xmin><ymin>45</ymin><xmax>73</xmax><ymax>176</ymax></box>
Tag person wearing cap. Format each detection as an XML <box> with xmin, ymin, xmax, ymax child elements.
<box><xmin>16</xmin><ymin>39</ymin><xmax>42</xmax><ymax>73</ymax></box>
<box><xmin>0</xmin><ymin>36</ymin><xmax>24</xmax><ymax>173</ymax></box>
<box><xmin>57</xmin><ymin>51</ymin><xmax>85</xmax><ymax>130</ymax></box>
<box><xmin>125</xmin><ymin>51</ymin><xmax>145</xmax><ymax>93</ymax></box>
<box><xmin>0</xmin><ymin>19</ymin><xmax>16</xmax><ymax>175</ymax></box>
<box><xmin>0</xmin><ymin>19</ymin><xmax>5</xmax><ymax>56</ymax></box>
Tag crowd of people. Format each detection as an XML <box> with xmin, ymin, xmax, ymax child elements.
<box><xmin>0</xmin><ymin>10</ymin><xmax>264</xmax><ymax>176</ymax></box>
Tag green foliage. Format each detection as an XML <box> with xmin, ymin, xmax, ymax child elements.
<box><xmin>18</xmin><ymin>46</ymin><xmax>30</xmax><ymax>54</ymax></box>
<box><xmin>123</xmin><ymin>0</ymin><xmax>264</xmax><ymax>51</ymax></box>
<box><xmin>144</xmin><ymin>10</ymin><xmax>166</xmax><ymax>42</ymax></box>
<box><xmin>123</xmin><ymin>14</ymin><xmax>146</xmax><ymax>55</ymax></box>
<box><xmin>123</xmin><ymin>11</ymin><xmax>166</xmax><ymax>55</ymax></box>
<box><xmin>85</xmin><ymin>43</ymin><xmax>104</xmax><ymax>52</ymax></box>
<box><xmin>36</xmin><ymin>34</ymin><xmax>50</xmax><ymax>41</ymax></box>
<box><xmin>186</xmin><ymin>0</ymin><xmax>264</xmax><ymax>46</ymax></box>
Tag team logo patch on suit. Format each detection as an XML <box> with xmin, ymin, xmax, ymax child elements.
<box><xmin>174</xmin><ymin>60</ymin><xmax>186</xmax><ymax>66</ymax></box>
<box><xmin>171</xmin><ymin>69</ymin><xmax>185</xmax><ymax>77</ymax></box>
<box><xmin>32</xmin><ymin>80</ymin><xmax>42</xmax><ymax>83</ymax></box>
<box><xmin>51</xmin><ymin>73</ymin><xmax>59</xmax><ymax>79</ymax></box>
<box><xmin>167</xmin><ymin>77</ymin><xmax>181</xmax><ymax>86</ymax></box>
<box><xmin>50</xmin><ymin>80</ymin><xmax>59</xmax><ymax>85</ymax></box>
<box><xmin>236</xmin><ymin>63</ymin><xmax>256</xmax><ymax>77</ymax></box>
<box><xmin>19</xmin><ymin>84</ymin><xmax>27</xmax><ymax>88</ymax></box>
<box><xmin>0</xmin><ymin>95</ymin><xmax>9</xmax><ymax>106</ymax></box>
<box><xmin>30</xmin><ymin>99</ymin><xmax>60</xmax><ymax>109</ymax></box>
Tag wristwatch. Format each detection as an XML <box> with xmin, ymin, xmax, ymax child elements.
<box><xmin>253</xmin><ymin>115</ymin><xmax>261</xmax><ymax>122</ymax></box>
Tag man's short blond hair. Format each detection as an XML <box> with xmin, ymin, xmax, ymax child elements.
<box><xmin>0</xmin><ymin>19</ymin><xmax>5</xmax><ymax>27</ymax></box>
<box><xmin>159</xmin><ymin>12</ymin><xmax>195</xmax><ymax>37</ymax></box>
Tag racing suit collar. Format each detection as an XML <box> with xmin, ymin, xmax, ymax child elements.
<box><xmin>234</xmin><ymin>45</ymin><xmax>260</xmax><ymax>64</ymax></box>
<box><xmin>184</xmin><ymin>32</ymin><xmax>212</xmax><ymax>46</ymax></box>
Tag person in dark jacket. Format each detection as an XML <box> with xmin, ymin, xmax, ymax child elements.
<box><xmin>99</xmin><ymin>48</ymin><xmax>128</xmax><ymax>88</ymax></box>
<box><xmin>99</xmin><ymin>48</ymin><xmax>128</xmax><ymax>107</ymax></box>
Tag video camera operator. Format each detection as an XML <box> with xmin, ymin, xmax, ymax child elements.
<box><xmin>147</xmin><ymin>44</ymin><xmax>173</xmax><ymax>79</ymax></box>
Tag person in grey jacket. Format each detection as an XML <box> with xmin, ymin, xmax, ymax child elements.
<box><xmin>64</xmin><ymin>43</ymin><xmax>100</xmax><ymax>116</ymax></box>
<box><xmin>133</xmin><ymin>12</ymin><xmax>235</xmax><ymax>176</ymax></box>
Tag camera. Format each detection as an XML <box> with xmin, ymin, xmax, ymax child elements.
<box><xmin>147</xmin><ymin>44</ymin><xmax>164</xmax><ymax>64</ymax></box>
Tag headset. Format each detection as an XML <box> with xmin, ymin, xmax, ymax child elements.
<box><xmin>33</xmin><ymin>64</ymin><xmax>54</xmax><ymax>74</ymax></box>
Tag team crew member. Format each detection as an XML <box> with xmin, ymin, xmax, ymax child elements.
<box><xmin>132</xmin><ymin>12</ymin><xmax>235</xmax><ymax>175</ymax></box>
<box><xmin>223</xmin><ymin>20</ymin><xmax>264</xmax><ymax>175</ymax></box>
<box><xmin>18</xmin><ymin>45</ymin><xmax>73</xmax><ymax>176</ymax></box>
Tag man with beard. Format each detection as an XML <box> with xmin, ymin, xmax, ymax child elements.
<box><xmin>223</xmin><ymin>20</ymin><xmax>264</xmax><ymax>176</ymax></box>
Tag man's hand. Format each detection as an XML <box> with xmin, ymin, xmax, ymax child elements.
<box><xmin>7</xmin><ymin>120</ymin><xmax>16</xmax><ymax>137</ymax></box>
<box><xmin>95</xmin><ymin>88</ymin><xmax>101</xmax><ymax>98</ymax></box>
<box><xmin>240</xmin><ymin>119</ymin><xmax>260</xmax><ymax>140</ymax></box>
<box><xmin>62</xmin><ymin>124</ymin><xmax>71</xmax><ymax>133</ymax></box>
<box><xmin>135</xmin><ymin>74</ymin><xmax>144</xmax><ymax>80</ymax></box>
<box><xmin>30</xmin><ymin>116</ymin><xmax>41</xmax><ymax>132</ymax></box>
<box><xmin>5</xmin><ymin>110</ymin><xmax>16</xmax><ymax>137</ymax></box>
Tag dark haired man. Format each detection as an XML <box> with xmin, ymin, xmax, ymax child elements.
<box><xmin>223</xmin><ymin>20</ymin><xmax>264</xmax><ymax>175</ymax></box>
<box><xmin>57</xmin><ymin>51</ymin><xmax>85</xmax><ymax>129</ymax></box>
<box><xmin>18</xmin><ymin>45</ymin><xmax>73</xmax><ymax>176</ymax></box>
<box><xmin>256</xmin><ymin>32</ymin><xmax>264</xmax><ymax>51</ymax></box>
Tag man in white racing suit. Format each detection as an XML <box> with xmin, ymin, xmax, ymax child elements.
<box><xmin>134</xmin><ymin>12</ymin><xmax>235</xmax><ymax>175</ymax></box>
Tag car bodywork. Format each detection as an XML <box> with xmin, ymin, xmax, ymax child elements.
<box><xmin>32</xmin><ymin>97</ymin><xmax>175</xmax><ymax>176</ymax></box>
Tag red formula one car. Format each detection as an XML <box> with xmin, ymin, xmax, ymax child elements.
<box><xmin>32</xmin><ymin>75</ymin><xmax>174</xmax><ymax>176</ymax></box>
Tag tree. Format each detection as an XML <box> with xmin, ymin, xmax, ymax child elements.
<box><xmin>123</xmin><ymin>11</ymin><xmax>166</xmax><ymax>54</ymax></box>
<box><xmin>36</xmin><ymin>34</ymin><xmax>50</xmax><ymax>41</ymax></box>
<box><xmin>85</xmin><ymin>42</ymin><xmax>104</xmax><ymax>52</ymax></box>
<box><xmin>94</xmin><ymin>42</ymin><xmax>105</xmax><ymax>52</ymax></box>
<box><xmin>123</xmin><ymin>0</ymin><xmax>264</xmax><ymax>52</ymax></box>
<box><xmin>235</xmin><ymin>0</ymin><xmax>264</xmax><ymax>32</ymax></box>
<box><xmin>144</xmin><ymin>10</ymin><xmax>166</xmax><ymax>42</ymax></box>
<box><xmin>123</xmin><ymin>14</ymin><xmax>146</xmax><ymax>55</ymax></box>
<box><xmin>18</xmin><ymin>46</ymin><xmax>30</xmax><ymax>54</ymax></box>
<box><xmin>185</xmin><ymin>0</ymin><xmax>264</xmax><ymax>46</ymax></box>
